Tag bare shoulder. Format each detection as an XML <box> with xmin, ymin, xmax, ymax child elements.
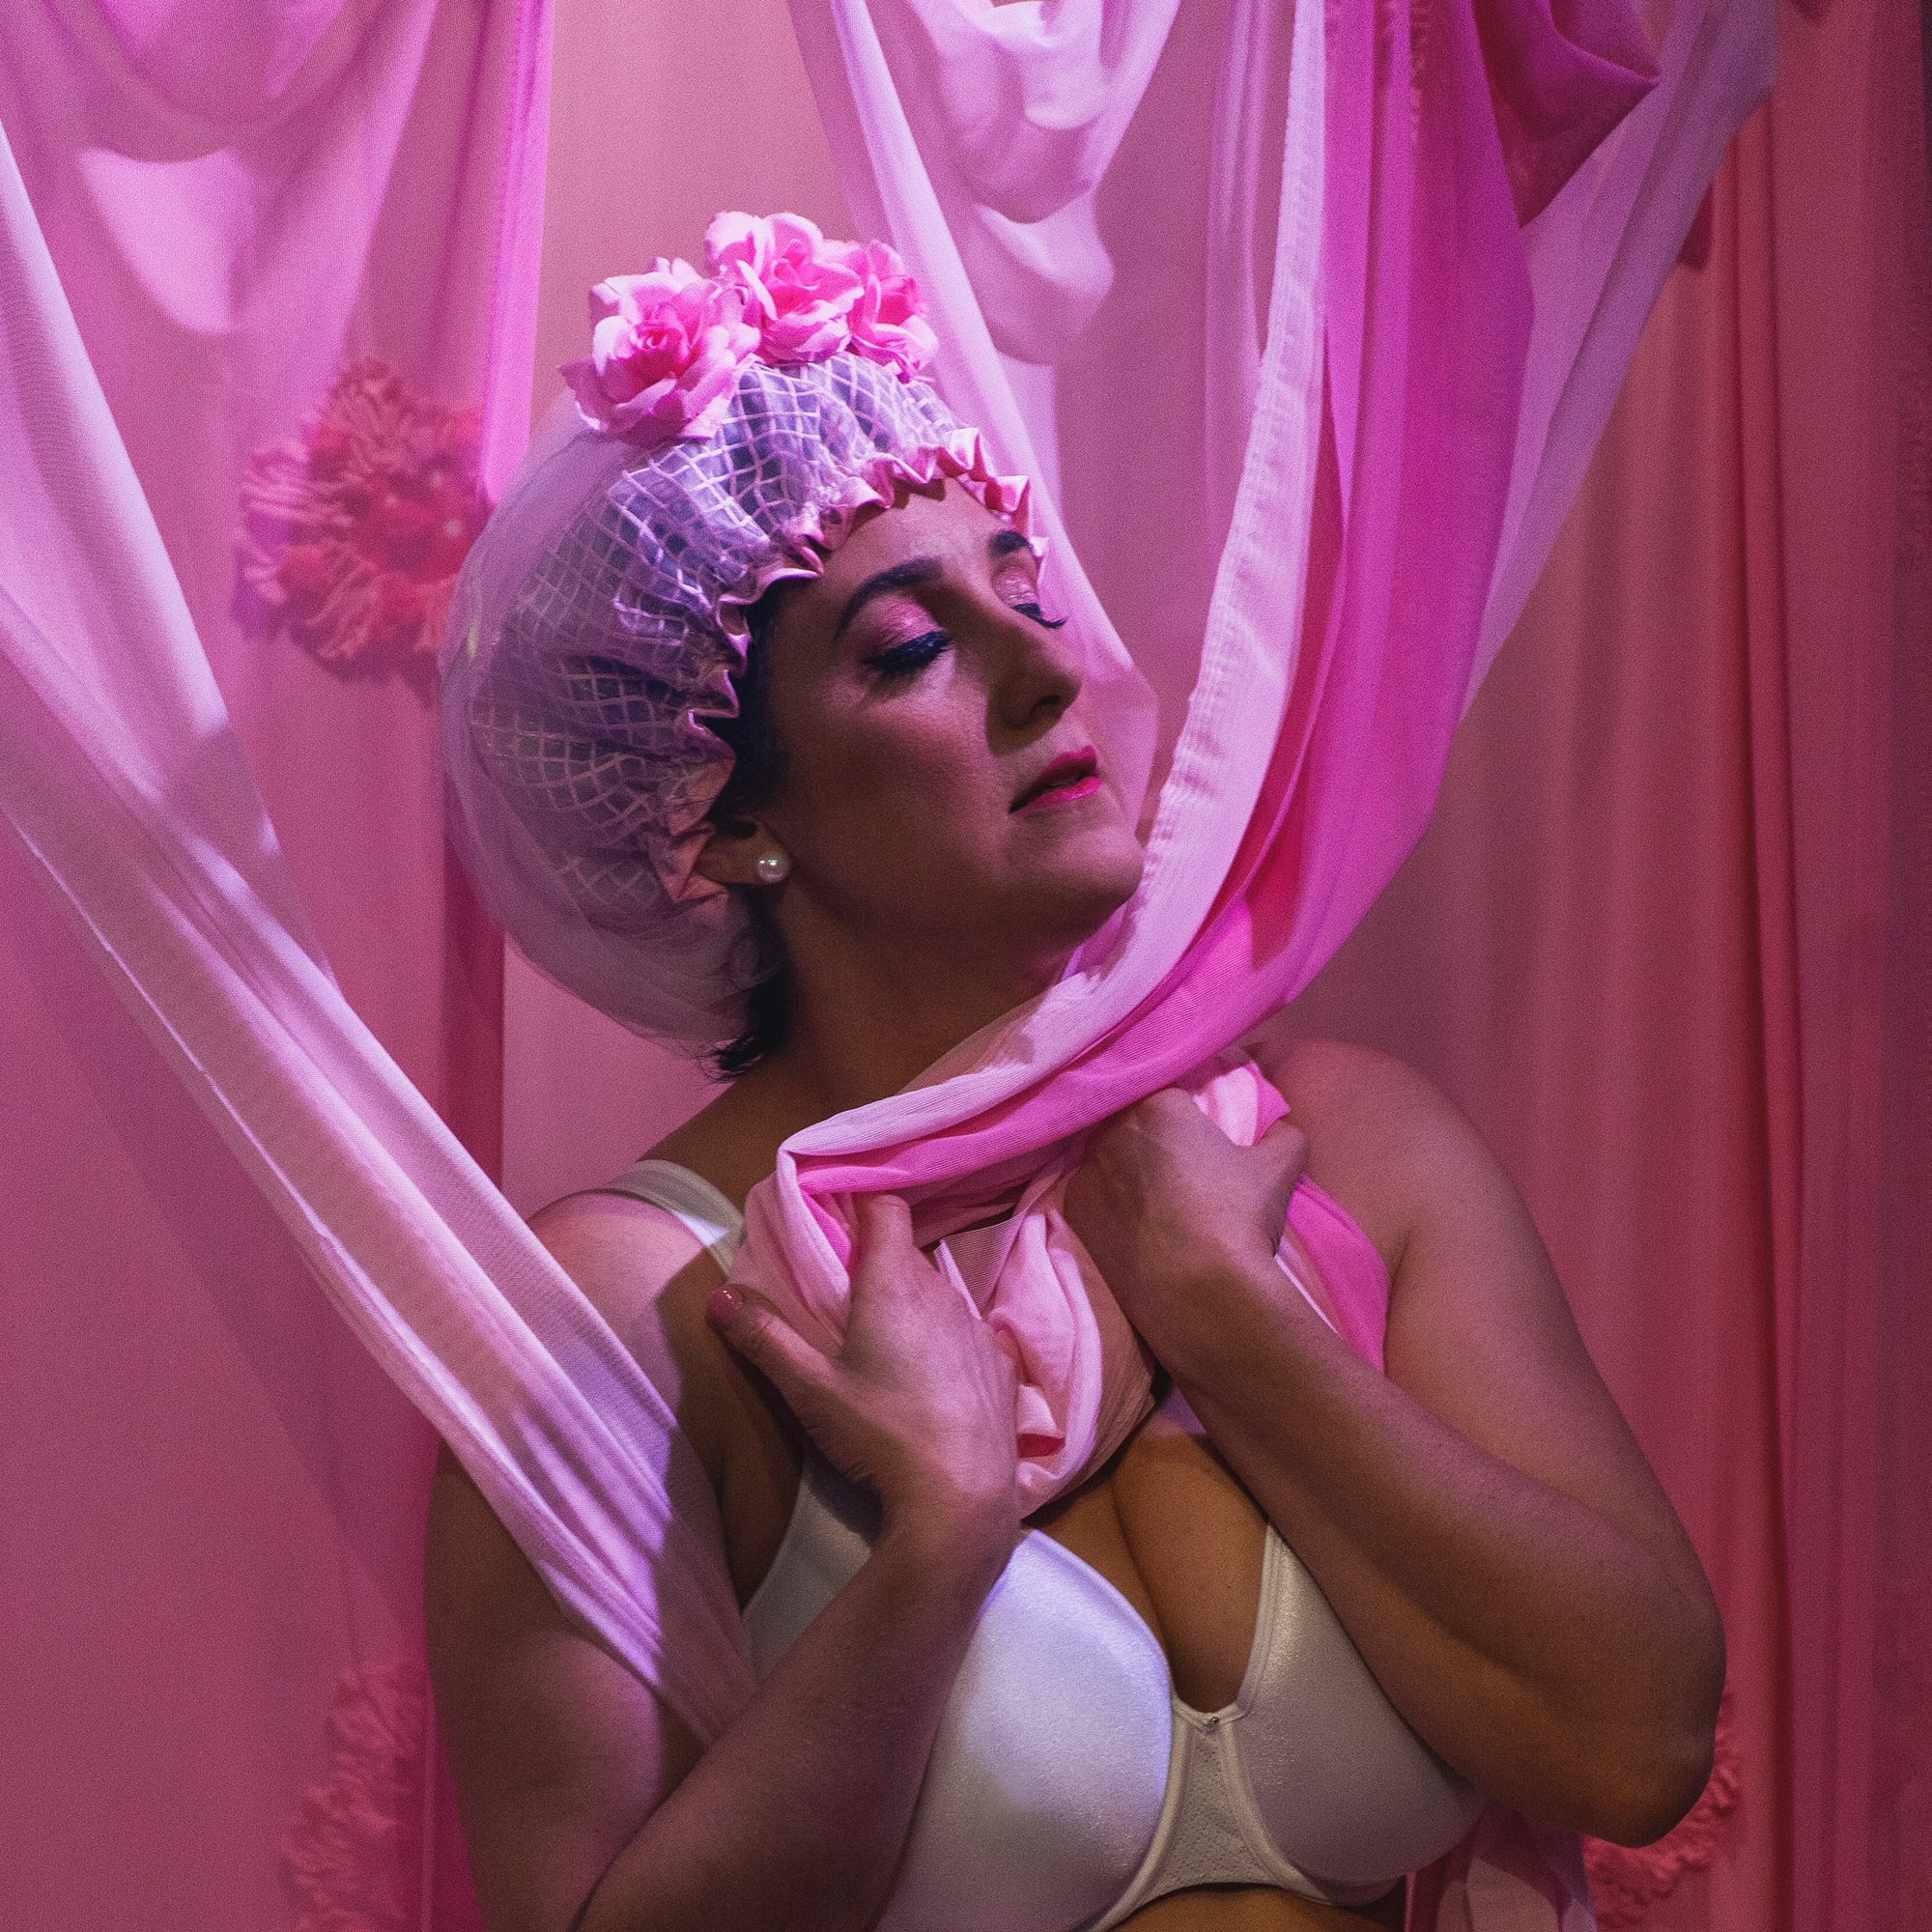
<box><xmin>526</xmin><ymin>1184</ymin><xmax>716</xmax><ymax>1318</ymax></box>
<box><xmin>1243</xmin><ymin>1030</ymin><xmax>1492</xmax><ymax>1276</ymax></box>
<box><xmin>1244</xmin><ymin>1032</ymin><xmax>1457</xmax><ymax>1145</ymax></box>
<box><xmin>422</xmin><ymin>1195</ymin><xmax>713</xmax><ymax>1928</ymax></box>
<box><xmin>1246</xmin><ymin>1027</ymin><xmax>1707</xmax><ymax>1577</ymax></box>
<box><xmin>422</xmin><ymin>1187</ymin><xmax>781</xmax><ymax>1928</ymax></box>
<box><xmin>526</xmin><ymin>1187</ymin><xmax>743</xmax><ymax>1483</ymax></box>
<box><xmin>524</xmin><ymin>1189</ymin><xmax>803</xmax><ymax>1546</ymax></box>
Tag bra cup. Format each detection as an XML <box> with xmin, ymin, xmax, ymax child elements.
<box><xmin>878</xmin><ymin>1538</ymin><xmax>1174</xmax><ymax>1932</ymax></box>
<box><xmin>743</xmin><ymin>1458</ymin><xmax>1483</xmax><ymax>1928</ymax></box>
<box><xmin>1239</xmin><ymin>1538</ymin><xmax>1485</xmax><ymax>1885</ymax></box>
<box><xmin>746</xmin><ymin>1463</ymin><xmax>1172</xmax><ymax>1932</ymax></box>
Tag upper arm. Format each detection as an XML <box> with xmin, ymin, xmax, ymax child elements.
<box><xmin>424</xmin><ymin>1192</ymin><xmax>728</xmax><ymax>1932</ymax></box>
<box><xmin>426</xmin><ymin>1442</ymin><xmax>702</xmax><ymax>1932</ymax></box>
<box><xmin>1249</xmin><ymin>1033</ymin><xmax>1709</xmax><ymax>1602</ymax></box>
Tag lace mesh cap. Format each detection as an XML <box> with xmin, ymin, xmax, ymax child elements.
<box><xmin>440</xmin><ymin>352</ymin><xmax>1032</xmax><ymax>1048</ymax></box>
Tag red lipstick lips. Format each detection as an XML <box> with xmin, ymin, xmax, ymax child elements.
<box><xmin>1012</xmin><ymin>746</ymin><xmax>1102</xmax><ymax>813</ymax></box>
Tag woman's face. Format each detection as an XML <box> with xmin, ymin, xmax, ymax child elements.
<box><xmin>747</xmin><ymin>481</ymin><xmax>1146</xmax><ymax>980</ymax></box>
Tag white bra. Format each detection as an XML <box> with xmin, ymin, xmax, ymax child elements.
<box><xmin>600</xmin><ymin>1158</ymin><xmax>1483</xmax><ymax>1931</ymax></box>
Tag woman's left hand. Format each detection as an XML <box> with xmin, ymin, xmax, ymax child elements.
<box><xmin>1063</xmin><ymin>1089</ymin><xmax>1309</xmax><ymax>1355</ymax></box>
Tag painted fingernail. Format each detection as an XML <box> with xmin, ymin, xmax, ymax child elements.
<box><xmin>705</xmin><ymin>1286</ymin><xmax>742</xmax><ymax>1326</ymax></box>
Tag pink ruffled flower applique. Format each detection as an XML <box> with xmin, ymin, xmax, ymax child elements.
<box><xmin>561</xmin><ymin>259</ymin><xmax>759</xmax><ymax>448</ymax></box>
<box><xmin>833</xmin><ymin>238</ymin><xmax>938</xmax><ymax>380</ymax></box>
<box><xmin>280</xmin><ymin>1658</ymin><xmax>430</xmax><ymax>1932</ymax></box>
<box><xmin>705</xmin><ymin>211</ymin><xmax>864</xmax><ymax>364</ymax></box>
<box><xmin>236</xmin><ymin>357</ymin><xmax>490</xmax><ymax>691</ymax></box>
<box><xmin>1582</xmin><ymin>1688</ymin><xmax>1743</xmax><ymax>1925</ymax></box>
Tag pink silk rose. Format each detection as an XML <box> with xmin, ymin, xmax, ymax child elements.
<box><xmin>705</xmin><ymin>212</ymin><xmax>864</xmax><ymax>364</ymax></box>
<box><xmin>833</xmin><ymin>239</ymin><xmax>938</xmax><ymax>381</ymax></box>
<box><xmin>561</xmin><ymin>259</ymin><xmax>759</xmax><ymax>447</ymax></box>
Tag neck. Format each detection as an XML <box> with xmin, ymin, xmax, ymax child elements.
<box><xmin>762</xmin><ymin>925</ymin><xmax>1060</xmax><ymax>1119</ymax></box>
<box><xmin>651</xmin><ymin>906</ymin><xmax>1076</xmax><ymax>1207</ymax></box>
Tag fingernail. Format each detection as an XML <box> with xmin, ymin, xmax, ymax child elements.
<box><xmin>705</xmin><ymin>1286</ymin><xmax>742</xmax><ymax>1326</ymax></box>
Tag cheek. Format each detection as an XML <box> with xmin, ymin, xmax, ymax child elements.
<box><xmin>774</xmin><ymin>686</ymin><xmax>1002</xmax><ymax>883</ymax></box>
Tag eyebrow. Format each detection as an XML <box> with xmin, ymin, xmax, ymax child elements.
<box><xmin>834</xmin><ymin>555</ymin><xmax>944</xmax><ymax>640</ymax></box>
<box><xmin>833</xmin><ymin>528</ymin><xmax>1039</xmax><ymax>640</ymax></box>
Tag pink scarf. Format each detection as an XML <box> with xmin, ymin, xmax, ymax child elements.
<box><xmin>735</xmin><ymin>1052</ymin><xmax>1386</xmax><ymax>1507</ymax></box>
<box><xmin>722</xmin><ymin>2</ymin><xmax>1756</xmax><ymax>1922</ymax></box>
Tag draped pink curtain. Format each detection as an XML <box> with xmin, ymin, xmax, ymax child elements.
<box><xmin>0</xmin><ymin>0</ymin><xmax>544</xmax><ymax>1168</ymax></box>
<box><xmin>1289</xmin><ymin>2</ymin><xmax>1932</xmax><ymax>1926</ymax></box>
<box><xmin>0</xmin><ymin>3</ymin><xmax>546</xmax><ymax>1923</ymax></box>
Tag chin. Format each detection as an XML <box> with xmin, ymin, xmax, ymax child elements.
<box><xmin>1017</xmin><ymin>829</ymin><xmax>1147</xmax><ymax>949</ymax></box>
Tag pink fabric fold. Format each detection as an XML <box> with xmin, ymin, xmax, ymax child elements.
<box><xmin>739</xmin><ymin>1052</ymin><xmax>1371</xmax><ymax>1499</ymax></box>
<box><xmin>753</xmin><ymin>0</ymin><xmax>1768</xmax><ymax>1919</ymax></box>
<box><xmin>0</xmin><ymin>2</ymin><xmax>550</xmax><ymax>1922</ymax></box>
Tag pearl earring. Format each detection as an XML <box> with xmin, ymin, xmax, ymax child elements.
<box><xmin>754</xmin><ymin>849</ymin><xmax>791</xmax><ymax>885</ymax></box>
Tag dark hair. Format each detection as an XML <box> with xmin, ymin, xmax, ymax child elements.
<box><xmin>707</xmin><ymin>582</ymin><xmax>793</xmax><ymax>1077</ymax></box>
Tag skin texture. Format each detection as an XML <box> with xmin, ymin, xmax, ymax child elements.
<box><xmin>424</xmin><ymin>482</ymin><xmax>1724</xmax><ymax>1932</ymax></box>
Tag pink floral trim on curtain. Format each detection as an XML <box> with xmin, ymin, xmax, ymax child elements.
<box><xmin>238</xmin><ymin>359</ymin><xmax>490</xmax><ymax>689</ymax></box>
<box><xmin>281</xmin><ymin>1657</ymin><xmax>430</xmax><ymax>1932</ymax></box>
<box><xmin>1582</xmin><ymin>1694</ymin><xmax>1742</xmax><ymax>1925</ymax></box>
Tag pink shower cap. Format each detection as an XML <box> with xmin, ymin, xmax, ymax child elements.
<box><xmin>440</xmin><ymin>215</ymin><xmax>1033</xmax><ymax>1048</ymax></box>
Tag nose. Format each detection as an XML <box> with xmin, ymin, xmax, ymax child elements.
<box><xmin>988</xmin><ymin>594</ymin><xmax>1085</xmax><ymax>736</ymax></box>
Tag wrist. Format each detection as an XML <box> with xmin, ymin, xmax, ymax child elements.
<box><xmin>877</xmin><ymin>1487</ymin><xmax>1017</xmax><ymax>1595</ymax></box>
<box><xmin>1148</xmin><ymin>1243</ymin><xmax>1306</xmax><ymax>1386</ymax></box>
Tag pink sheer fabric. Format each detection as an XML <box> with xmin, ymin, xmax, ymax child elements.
<box><xmin>0</xmin><ymin>0</ymin><xmax>550</xmax><ymax>1185</ymax></box>
<box><xmin>748</xmin><ymin>0</ymin><xmax>1770</xmax><ymax>1502</ymax></box>
<box><xmin>0</xmin><ymin>2</ymin><xmax>547</xmax><ymax>1922</ymax></box>
<box><xmin>717</xmin><ymin>2</ymin><xmax>1759</xmax><ymax>1918</ymax></box>
<box><xmin>0</xmin><ymin>2</ymin><xmax>1766</xmax><ymax>1928</ymax></box>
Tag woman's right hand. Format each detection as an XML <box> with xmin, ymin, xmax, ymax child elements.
<box><xmin>705</xmin><ymin>1192</ymin><xmax>1021</xmax><ymax>1559</ymax></box>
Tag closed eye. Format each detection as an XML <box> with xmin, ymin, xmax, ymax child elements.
<box><xmin>863</xmin><ymin>629</ymin><xmax>951</xmax><ymax>680</ymax></box>
<box><xmin>1012</xmin><ymin>600</ymin><xmax>1067</xmax><ymax>629</ymax></box>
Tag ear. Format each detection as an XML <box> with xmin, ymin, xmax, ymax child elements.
<box><xmin>691</xmin><ymin>818</ymin><xmax>785</xmax><ymax>890</ymax></box>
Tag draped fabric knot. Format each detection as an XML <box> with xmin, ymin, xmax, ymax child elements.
<box><xmin>237</xmin><ymin>358</ymin><xmax>490</xmax><ymax>692</ymax></box>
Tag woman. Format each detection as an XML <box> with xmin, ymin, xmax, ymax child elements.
<box><xmin>428</xmin><ymin>218</ymin><xmax>1724</xmax><ymax>1932</ymax></box>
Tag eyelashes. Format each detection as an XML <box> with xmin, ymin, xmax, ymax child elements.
<box><xmin>863</xmin><ymin>630</ymin><xmax>950</xmax><ymax>679</ymax></box>
<box><xmin>1014</xmin><ymin>601</ymin><xmax>1068</xmax><ymax>631</ymax></box>
<box><xmin>861</xmin><ymin>600</ymin><xmax>1067</xmax><ymax>682</ymax></box>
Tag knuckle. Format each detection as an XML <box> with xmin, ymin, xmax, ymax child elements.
<box><xmin>853</xmin><ymin>1192</ymin><xmax>912</xmax><ymax>1262</ymax></box>
<box><xmin>723</xmin><ymin>1295</ymin><xmax>797</xmax><ymax>1370</ymax></box>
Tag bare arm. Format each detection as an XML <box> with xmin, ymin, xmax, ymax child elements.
<box><xmin>426</xmin><ymin>1196</ymin><xmax>1019</xmax><ymax>1932</ymax></box>
<box><xmin>1063</xmin><ymin>1037</ymin><xmax>1724</xmax><ymax>1846</ymax></box>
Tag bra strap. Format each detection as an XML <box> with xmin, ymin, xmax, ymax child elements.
<box><xmin>589</xmin><ymin>1158</ymin><xmax>746</xmax><ymax>1276</ymax></box>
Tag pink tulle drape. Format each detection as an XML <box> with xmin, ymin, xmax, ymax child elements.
<box><xmin>0</xmin><ymin>1</ymin><xmax>547</xmax><ymax>1922</ymax></box>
